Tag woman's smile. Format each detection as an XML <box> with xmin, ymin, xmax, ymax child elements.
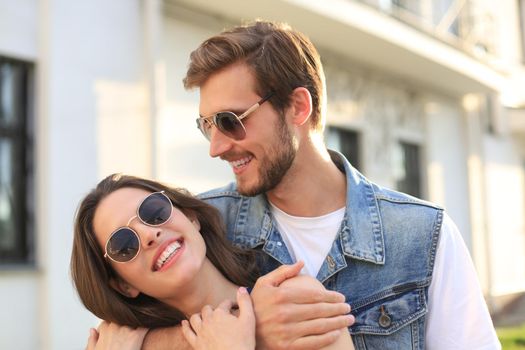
<box><xmin>153</xmin><ymin>238</ymin><xmax>185</xmax><ymax>272</ymax></box>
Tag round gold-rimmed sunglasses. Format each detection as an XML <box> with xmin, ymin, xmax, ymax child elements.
<box><xmin>104</xmin><ymin>191</ymin><xmax>173</xmax><ymax>263</ymax></box>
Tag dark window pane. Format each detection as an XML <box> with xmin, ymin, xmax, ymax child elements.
<box><xmin>395</xmin><ymin>142</ymin><xmax>421</xmax><ymax>198</ymax></box>
<box><xmin>326</xmin><ymin>127</ymin><xmax>360</xmax><ymax>171</ymax></box>
<box><xmin>0</xmin><ymin>56</ymin><xmax>32</xmax><ymax>264</ymax></box>
<box><xmin>0</xmin><ymin>62</ymin><xmax>24</xmax><ymax>128</ymax></box>
<box><xmin>0</xmin><ymin>139</ymin><xmax>16</xmax><ymax>250</ymax></box>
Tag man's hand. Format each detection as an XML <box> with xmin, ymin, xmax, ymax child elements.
<box><xmin>86</xmin><ymin>321</ymin><xmax>148</xmax><ymax>350</ymax></box>
<box><xmin>181</xmin><ymin>287</ymin><xmax>256</xmax><ymax>350</ymax></box>
<box><xmin>251</xmin><ymin>261</ymin><xmax>355</xmax><ymax>350</ymax></box>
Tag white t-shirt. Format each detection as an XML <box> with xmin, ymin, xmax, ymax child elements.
<box><xmin>269</xmin><ymin>202</ymin><xmax>344</xmax><ymax>276</ymax></box>
<box><xmin>426</xmin><ymin>213</ymin><xmax>500</xmax><ymax>349</ymax></box>
<box><xmin>270</xmin><ymin>206</ymin><xmax>501</xmax><ymax>349</ymax></box>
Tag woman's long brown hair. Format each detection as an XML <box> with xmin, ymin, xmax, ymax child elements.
<box><xmin>70</xmin><ymin>174</ymin><xmax>258</xmax><ymax>328</ymax></box>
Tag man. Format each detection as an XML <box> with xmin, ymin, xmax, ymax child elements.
<box><xmin>146</xmin><ymin>20</ymin><xmax>500</xmax><ymax>349</ymax></box>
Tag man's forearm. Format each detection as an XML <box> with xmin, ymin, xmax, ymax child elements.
<box><xmin>142</xmin><ymin>325</ymin><xmax>191</xmax><ymax>350</ymax></box>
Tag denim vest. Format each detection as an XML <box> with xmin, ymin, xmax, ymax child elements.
<box><xmin>198</xmin><ymin>150</ymin><xmax>443</xmax><ymax>349</ymax></box>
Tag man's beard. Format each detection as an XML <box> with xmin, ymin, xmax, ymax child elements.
<box><xmin>237</xmin><ymin>117</ymin><xmax>296</xmax><ymax>197</ymax></box>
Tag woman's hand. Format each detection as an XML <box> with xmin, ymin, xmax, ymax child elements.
<box><xmin>86</xmin><ymin>321</ymin><xmax>149</xmax><ymax>350</ymax></box>
<box><xmin>181</xmin><ymin>287</ymin><xmax>256</xmax><ymax>350</ymax></box>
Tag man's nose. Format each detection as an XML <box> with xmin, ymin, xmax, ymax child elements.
<box><xmin>209</xmin><ymin>127</ymin><xmax>234</xmax><ymax>158</ymax></box>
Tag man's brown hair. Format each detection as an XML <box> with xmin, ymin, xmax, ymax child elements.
<box><xmin>184</xmin><ymin>20</ymin><xmax>326</xmax><ymax>131</ymax></box>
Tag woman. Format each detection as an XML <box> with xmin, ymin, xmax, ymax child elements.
<box><xmin>71</xmin><ymin>174</ymin><xmax>354</xmax><ymax>349</ymax></box>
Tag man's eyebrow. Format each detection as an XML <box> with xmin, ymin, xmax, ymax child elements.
<box><xmin>200</xmin><ymin>108</ymin><xmax>246</xmax><ymax>118</ymax></box>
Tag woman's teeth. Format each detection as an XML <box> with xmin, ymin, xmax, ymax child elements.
<box><xmin>155</xmin><ymin>241</ymin><xmax>181</xmax><ymax>270</ymax></box>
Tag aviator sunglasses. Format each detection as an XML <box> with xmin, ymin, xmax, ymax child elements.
<box><xmin>104</xmin><ymin>191</ymin><xmax>173</xmax><ymax>263</ymax></box>
<box><xmin>196</xmin><ymin>92</ymin><xmax>273</xmax><ymax>141</ymax></box>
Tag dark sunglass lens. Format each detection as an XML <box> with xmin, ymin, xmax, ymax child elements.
<box><xmin>216</xmin><ymin>112</ymin><xmax>245</xmax><ymax>140</ymax></box>
<box><xmin>108</xmin><ymin>229</ymin><xmax>139</xmax><ymax>262</ymax></box>
<box><xmin>139</xmin><ymin>192</ymin><xmax>172</xmax><ymax>226</ymax></box>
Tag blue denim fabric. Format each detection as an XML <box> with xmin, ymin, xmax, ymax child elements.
<box><xmin>198</xmin><ymin>150</ymin><xmax>443</xmax><ymax>349</ymax></box>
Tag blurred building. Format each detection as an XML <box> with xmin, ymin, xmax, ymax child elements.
<box><xmin>0</xmin><ymin>0</ymin><xmax>524</xmax><ymax>348</ymax></box>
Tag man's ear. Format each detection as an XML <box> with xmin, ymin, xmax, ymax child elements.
<box><xmin>109</xmin><ymin>278</ymin><xmax>140</xmax><ymax>298</ymax></box>
<box><xmin>289</xmin><ymin>87</ymin><xmax>312</xmax><ymax>126</ymax></box>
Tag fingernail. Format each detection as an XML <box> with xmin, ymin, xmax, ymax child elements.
<box><xmin>238</xmin><ymin>286</ymin><xmax>248</xmax><ymax>294</ymax></box>
<box><xmin>347</xmin><ymin>315</ymin><xmax>356</xmax><ymax>325</ymax></box>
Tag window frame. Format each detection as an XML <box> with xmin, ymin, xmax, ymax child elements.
<box><xmin>519</xmin><ymin>0</ymin><xmax>525</xmax><ymax>63</ymax></box>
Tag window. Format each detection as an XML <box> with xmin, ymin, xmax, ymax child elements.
<box><xmin>394</xmin><ymin>141</ymin><xmax>421</xmax><ymax>198</ymax></box>
<box><xmin>326</xmin><ymin>127</ymin><xmax>361</xmax><ymax>171</ymax></box>
<box><xmin>480</xmin><ymin>94</ymin><xmax>496</xmax><ymax>135</ymax></box>
<box><xmin>0</xmin><ymin>57</ymin><xmax>34</xmax><ymax>264</ymax></box>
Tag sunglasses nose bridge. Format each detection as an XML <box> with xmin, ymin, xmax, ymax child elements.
<box><xmin>126</xmin><ymin>215</ymin><xmax>138</xmax><ymax>227</ymax></box>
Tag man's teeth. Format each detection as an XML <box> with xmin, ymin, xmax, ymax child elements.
<box><xmin>155</xmin><ymin>241</ymin><xmax>181</xmax><ymax>270</ymax></box>
<box><xmin>230</xmin><ymin>156</ymin><xmax>252</xmax><ymax>168</ymax></box>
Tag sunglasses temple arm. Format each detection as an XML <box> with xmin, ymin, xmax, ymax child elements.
<box><xmin>239</xmin><ymin>92</ymin><xmax>273</xmax><ymax>121</ymax></box>
<box><xmin>238</xmin><ymin>103</ymin><xmax>261</xmax><ymax>121</ymax></box>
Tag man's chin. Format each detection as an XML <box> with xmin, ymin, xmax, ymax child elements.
<box><xmin>236</xmin><ymin>178</ymin><xmax>281</xmax><ymax>197</ymax></box>
<box><xmin>236</xmin><ymin>185</ymin><xmax>261</xmax><ymax>197</ymax></box>
<box><xmin>236</xmin><ymin>180</ymin><xmax>264</xmax><ymax>197</ymax></box>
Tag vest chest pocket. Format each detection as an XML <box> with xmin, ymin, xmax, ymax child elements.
<box><xmin>349</xmin><ymin>287</ymin><xmax>427</xmax><ymax>349</ymax></box>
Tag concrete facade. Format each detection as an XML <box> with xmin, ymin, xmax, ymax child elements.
<box><xmin>0</xmin><ymin>0</ymin><xmax>524</xmax><ymax>348</ymax></box>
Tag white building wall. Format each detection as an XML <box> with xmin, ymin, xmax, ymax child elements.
<box><xmin>0</xmin><ymin>0</ymin><xmax>39</xmax><ymax>349</ymax></box>
<box><xmin>0</xmin><ymin>272</ymin><xmax>39</xmax><ymax>349</ymax></box>
<box><xmin>0</xmin><ymin>0</ymin><xmax>37</xmax><ymax>59</ymax></box>
<box><xmin>424</xmin><ymin>96</ymin><xmax>472</xmax><ymax>246</ymax></box>
<box><xmin>37</xmin><ymin>0</ymin><xmax>146</xmax><ymax>349</ymax></box>
<box><xmin>484</xmin><ymin>136</ymin><xmax>525</xmax><ymax>296</ymax></box>
<box><xmin>157</xmin><ymin>13</ymin><xmax>234</xmax><ymax>192</ymax></box>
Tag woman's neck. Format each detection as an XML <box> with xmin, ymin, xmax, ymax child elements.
<box><xmin>160</xmin><ymin>258</ymin><xmax>239</xmax><ymax>316</ymax></box>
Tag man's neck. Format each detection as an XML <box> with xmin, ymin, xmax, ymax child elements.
<box><xmin>266</xmin><ymin>146</ymin><xmax>346</xmax><ymax>217</ymax></box>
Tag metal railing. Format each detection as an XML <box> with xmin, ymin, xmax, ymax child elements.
<box><xmin>356</xmin><ymin>0</ymin><xmax>497</xmax><ymax>59</ymax></box>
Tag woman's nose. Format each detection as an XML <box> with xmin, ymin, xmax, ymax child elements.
<box><xmin>142</xmin><ymin>229</ymin><xmax>161</xmax><ymax>249</ymax></box>
<box><xmin>130</xmin><ymin>219</ymin><xmax>162</xmax><ymax>249</ymax></box>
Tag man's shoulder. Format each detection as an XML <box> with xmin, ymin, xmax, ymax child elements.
<box><xmin>197</xmin><ymin>183</ymin><xmax>269</xmax><ymax>246</ymax></box>
<box><xmin>197</xmin><ymin>182</ymin><xmax>241</xmax><ymax>200</ymax></box>
<box><xmin>197</xmin><ymin>183</ymin><xmax>268</xmax><ymax>213</ymax></box>
<box><xmin>371</xmin><ymin>183</ymin><xmax>443</xmax><ymax>211</ymax></box>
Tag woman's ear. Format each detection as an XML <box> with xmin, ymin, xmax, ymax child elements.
<box><xmin>109</xmin><ymin>278</ymin><xmax>140</xmax><ymax>298</ymax></box>
<box><xmin>289</xmin><ymin>87</ymin><xmax>312</xmax><ymax>126</ymax></box>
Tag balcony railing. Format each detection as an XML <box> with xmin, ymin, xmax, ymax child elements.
<box><xmin>355</xmin><ymin>0</ymin><xmax>497</xmax><ymax>59</ymax></box>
